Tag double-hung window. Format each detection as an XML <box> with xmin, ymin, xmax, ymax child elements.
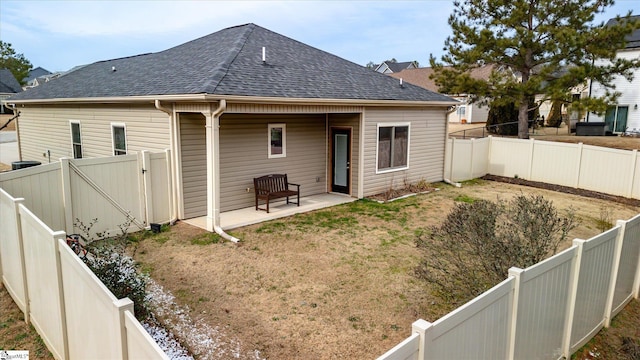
<box><xmin>112</xmin><ymin>123</ymin><xmax>127</xmax><ymax>156</ymax></box>
<box><xmin>70</xmin><ymin>121</ymin><xmax>83</xmax><ymax>159</ymax></box>
<box><xmin>268</xmin><ymin>123</ymin><xmax>286</xmax><ymax>158</ymax></box>
<box><xmin>377</xmin><ymin>124</ymin><xmax>409</xmax><ymax>172</ymax></box>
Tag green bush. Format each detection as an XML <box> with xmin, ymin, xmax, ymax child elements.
<box><xmin>415</xmin><ymin>194</ymin><xmax>576</xmax><ymax>304</ymax></box>
<box><xmin>84</xmin><ymin>247</ymin><xmax>150</xmax><ymax>320</ymax></box>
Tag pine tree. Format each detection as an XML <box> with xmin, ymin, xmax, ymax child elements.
<box><xmin>0</xmin><ymin>41</ymin><xmax>32</xmax><ymax>86</ymax></box>
<box><xmin>430</xmin><ymin>0</ymin><xmax>640</xmax><ymax>139</ymax></box>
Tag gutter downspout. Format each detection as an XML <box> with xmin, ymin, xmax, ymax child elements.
<box><xmin>207</xmin><ymin>100</ymin><xmax>239</xmax><ymax>243</ymax></box>
<box><xmin>6</xmin><ymin>104</ymin><xmax>22</xmax><ymax>161</ymax></box>
<box><xmin>155</xmin><ymin>100</ymin><xmax>179</xmax><ymax>225</ymax></box>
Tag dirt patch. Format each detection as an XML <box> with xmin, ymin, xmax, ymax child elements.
<box><xmin>134</xmin><ymin>180</ymin><xmax>638</xmax><ymax>359</ymax></box>
<box><xmin>0</xmin><ymin>284</ymin><xmax>53</xmax><ymax>358</ymax></box>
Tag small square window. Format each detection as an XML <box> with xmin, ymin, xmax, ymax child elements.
<box><xmin>268</xmin><ymin>123</ymin><xmax>286</xmax><ymax>158</ymax></box>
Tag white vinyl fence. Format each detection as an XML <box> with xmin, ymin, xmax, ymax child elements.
<box><xmin>378</xmin><ymin>214</ymin><xmax>640</xmax><ymax>360</ymax></box>
<box><xmin>0</xmin><ymin>188</ymin><xmax>168</xmax><ymax>360</ymax></box>
<box><xmin>0</xmin><ymin>150</ymin><xmax>173</xmax><ymax>239</ymax></box>
<box><xmin>445</xmin><ymin>137</ymin><xmax>640</xmax><ymax>199</ymax></box>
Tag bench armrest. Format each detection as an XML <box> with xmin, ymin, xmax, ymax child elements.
<box><xmin>288</xmin><ymin>183</ymin><xmax>300</xmax><ymax>191</ymax></box>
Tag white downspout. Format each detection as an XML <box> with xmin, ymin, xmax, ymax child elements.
<box><xmin>206</xmin><ymin>100</ymin><xmax>239</xmax><ymax>243</ymax></box>
<box><xmin>155</xmin><ymin>100</ymin><xmax>179</xmax><ymax>224</ymax></box>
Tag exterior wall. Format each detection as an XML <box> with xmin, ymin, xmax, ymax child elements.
<box><xmin>362</xmin><ymin>107</ymin><xmax>447</xmax><ymax>196</ymax></box>
<box><xmin>179</xmin><ymin>113</ymin><xmax>207</xmax><ymax>219</ymax></box>
<box><xmin>447</xmin><ymin>99</ymin><xmax>488</xmax><ymax>124</ymax></box>
<box><xmin>589</xmin><ymin>49</ymin><xmax>640</xmax><ymax>132</ymax></box>
<box><xmin>219</xmin><ymin>114</ymin><xmax>327</xmax><ymax>212</ymax></box>
<box><xmin>328</xmin><ymin>114</ymin><xmax>360</xmax><ymax>197</ymax></box>
<box><xmin>16</xmin><ymin>104</ymin><xmax>170</xmax><ymax>162</ymax></box>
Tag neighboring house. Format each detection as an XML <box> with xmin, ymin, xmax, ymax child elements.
<box><xmin>389</xmin><ymin>65</ymin><xmax>493</xmax><ymax>124</ymax></box>
<box><xmin>8</xmin><ymin>23</ymin><xmax>456</xmax><ymax>233</ymax></box>
<box><xmin>23</xmin><ymin>66</ymin><xmax>52</xmax><ymax>88</ymax></box>
<box><xmin>374</xmin><ymin>61</ymin><xmax>418</xmax><ymax>74</ymax></box>
<box><xmin>0</xmin><ymin>68</ymin><xmax>22</xmax><ymax>114</ymax></box>
<box><xmin>587</xmin><ymin>15</ymin><xmax>640</xmax><ymax>134</ymax></box>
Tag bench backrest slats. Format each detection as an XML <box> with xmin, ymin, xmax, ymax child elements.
<box><xmin>254</xmin><ymin>174</ymin><xmax>289</xmax><ymax>194</ymax></box>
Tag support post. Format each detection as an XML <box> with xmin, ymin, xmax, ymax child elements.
<box><xmin>507</xmin><ymin>267</ymin><xmax>524</xmax><ymax>360</ymax></box>
<box><xmin>412</xmin><ymin>319</ymin><xmax>433</xmax><ymax>360</ymax></box>
<box><xmin>115</xmin><ymin>297</ymin><xmax>135</xmax><ymax>360</ymax></box>
<box><xmin>604</xmin><ymin>221</ymin><xmax>625</xmax><ymax>327</ymax></box>
<box><xmin>562</xmin><ymin>239</ymin><xmax>585</xmax><ymax>357</ymax></box>
<box><xmin>141</xmin><ymin>150</ymin><xmax>153</xmax><ymax>226</ymax></box>
<box><xmin>60</xmin><ymin>158</ymin><xmax>74</xmax><ymax>233</ymax></box>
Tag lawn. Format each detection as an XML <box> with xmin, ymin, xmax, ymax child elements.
<box><xmin>132</xmin><ymin>179</ymin><xmax>639</xmax><ymax>359</ymax></box>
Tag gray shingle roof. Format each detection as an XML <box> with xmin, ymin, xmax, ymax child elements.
<box><xmin>10</xmin><ymin>24</ymin><xmax>453</xmax><ymax>103</ymax></box>
<box><xmin>0</xmin><ymin>69</ymin><xmax>22</xmax><ymax>93</ymax></box>
<box><xmin>25</xmin><ymin>66</ymin><xmax>52</xmax><ymax>83</ymax></box>
<box><xmin>606</xmin><ymin>15</ymin><xmax>640</xmax><ymax>49</ymax></box>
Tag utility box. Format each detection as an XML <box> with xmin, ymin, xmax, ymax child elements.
<box><xmin>576</xmin><ymin>122</ymin><xmax>607</xmax><ymax>136</ymax></box>
<box><xmin>11</xmin><ymin>161</ymin><xmax>41</xmax><ymax>170</ymax></box>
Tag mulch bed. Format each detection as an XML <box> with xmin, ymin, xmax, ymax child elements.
<box><xmin>482</xmin><ymin>175</ymin><xmax>640</xmax><ymax>207</ymax></box>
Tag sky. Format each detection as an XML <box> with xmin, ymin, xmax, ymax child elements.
<box><xmin>1</xmin><ymin>0</ymin><xmax>638</xmax><ymax>73</ymax></box>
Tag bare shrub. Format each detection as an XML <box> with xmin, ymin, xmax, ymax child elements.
<box><xmin>415</xmin><ymin>194</ymin><xmax>577</xmax><ymax>303</ymax></box>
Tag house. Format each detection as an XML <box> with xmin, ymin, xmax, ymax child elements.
<box><xmin>23</xmin><ymin>66</ymin><xmax>52</xmax><ymax>88</ymax></box>
<box><xmin>374</xmin><ymin>60</ymin><xmax>418</xmax><ymax>74</ymax></box>
<box><xmin>587</xmin><ymin>15</ymin><xmax>640</xmax><ymax>134</ymax></box>
<box><xmin>0</xmin><ymin>68</ymin><xmax>22</xmax><ymax>114</ymax></box>
<box><xmin>389</xmin><ymin>65</ymin><xmax>493</xmax><ymax>124</ymax></box>
<box><xmin>7</xmin><ymin>23</ymin><xmax>456</xmax><ymax>235</ymax></box>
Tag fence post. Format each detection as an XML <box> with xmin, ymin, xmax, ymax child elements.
<box><xmin>53</xmin><ymin>231</ymin><xmax>70</xmax><ymax>360</ymax></box>
<box><xmin>574</xmin><ymin>143</ymin><xmax>584</xmax><ymax>189</ymax></box>
<box><xmin>140</xmin><ymin>150</ymin><xmax>154</xmax><ymax>226</ymax></box>
<box><xmin>449</xmin><ymin>138</ymin><xmax>456</xmax><ymax>182</ymax></box>
<box><xmin>604</xmin><ymin>220</ymin><xmax>625</xmax><ymax>327</ymax></box>
<box><xmin>527</xmin><ymin>138</ymin><xmax>535</xmax><ymax>180</ymax></box>
<box><xmin>507</xmin><ymin>267</ymin><xmax>524</xmax><ymax>360</ymax></box>
<box><xmin>627</xmin><ymin>150</ymin><xmax>638</xmax><ymax>198</ymax></box>
<box><xmin>165</xmin><ymin>149</ymin><xmax>175</xmax><ymax>223</ymax></box>
<box><xmin>468</xmin><ymin>138</ymin><xmax>475</xmax><ymax>180</ymax></box>
<box><xmin>487</xmin><ymin>135</ymin><xmax>493</xmax><ymax>176</ymax></box>
<box><xmin>412</xmin><ymin>319</ymin><xmax>432</xmax><ymax>360</ymax></box>
<box><xmin>115</xmin><ymin>297</ymin><xmax>135</xmax><ymax>360</ymax></box>
<box><xmin>562</xmin><ymin>239</ymin><xmax>585</xmax><ymax>357</ymax></box>
<box><xmin>0</xmin><ymin>193</ymin><xmax>30</xmax><ymax>324</ymax></box>
<box><xmin>60</xmin><ymin>158</ymin><xmax>74</xmax><ymax>233</ymax></box>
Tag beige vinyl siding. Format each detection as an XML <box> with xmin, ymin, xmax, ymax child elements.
<box><xmin>17</xmin><ymin>105</ymin><xmax>170</xmax><ymax>162</ymax></box>
<box><xmin>328</xmin><ymin>114</ymin><xmax>360</xmax><ymax>197</ymax></box>
<box><xmin>362</xmin><ymin>107</ymin><xmax>447</xmax><ymax>196</ymax></box>
<box><xmin>179</xmin><ymin>113</ymin><xmax>207</xmax><ymax>219</ymax></box>
<box><xmin>219</xmin><ymin>114</ymin><xmax>327</xmax><ymax>211</ymax></box>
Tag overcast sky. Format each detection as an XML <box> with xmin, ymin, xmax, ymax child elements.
<box><xmin>1</xmin><ymin>0</ymin><xmax>637</xmax><ymax>73</ymax></box>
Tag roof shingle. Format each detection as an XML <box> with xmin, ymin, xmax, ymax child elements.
<box><xmin>10</xmin><ymin>24</ymin><xmax>453</xmax><ymax>103</ymax></box>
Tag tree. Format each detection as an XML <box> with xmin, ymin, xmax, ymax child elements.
<box><xmin>430</xmin><ymin>0</ymin><xmax>640</xmax><ymax>139</ymax></box>
<box><xmin>0</xmin><ymin>41</ymin><xmax>32</xmax><ymax>86</ymax></box>
<box><xmin>415</xmin><ymin>194</ymin><xmax>576</xmax><ymax>304</ymax></box>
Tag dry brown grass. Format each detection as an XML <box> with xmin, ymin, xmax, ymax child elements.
<box><xmin>133</xmin><ymin>180</ymin><xmax>639</xmax><ymax>359</ymax></box>
<box><xmin>0</xmin><ymin>284</ymin><xmax>53</xmax><ymax>358</ymax></box>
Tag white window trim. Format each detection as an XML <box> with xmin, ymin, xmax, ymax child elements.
<box><xmin>375</xmin><ymin>122</ymin><xmax>410</xmax><ymax>174</ymax></box>
<box><xmin>111</xmin><ymin>122</ymin><xmax>127</xmax><ymax>156</ymax></box>
<box><xmin>268</xmin><ymin>123</ymin><xmax>286</xmax><ymax>159</ymax></box>
<box><xmin>69</xmin><ymin>120</ymin><xmax>83</xmax><ymax>159</ymax></box>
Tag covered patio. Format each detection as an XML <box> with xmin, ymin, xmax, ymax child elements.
<box><xmin>183</xmin><ymin>193</ymin><xmax>357</xmax><ymax>231</ymax></box>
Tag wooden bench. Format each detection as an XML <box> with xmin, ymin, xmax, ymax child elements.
<box><xmin>253</xmin><ymin>174</ymin><xmax>300</xmax><ymax>213</ymax></box>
